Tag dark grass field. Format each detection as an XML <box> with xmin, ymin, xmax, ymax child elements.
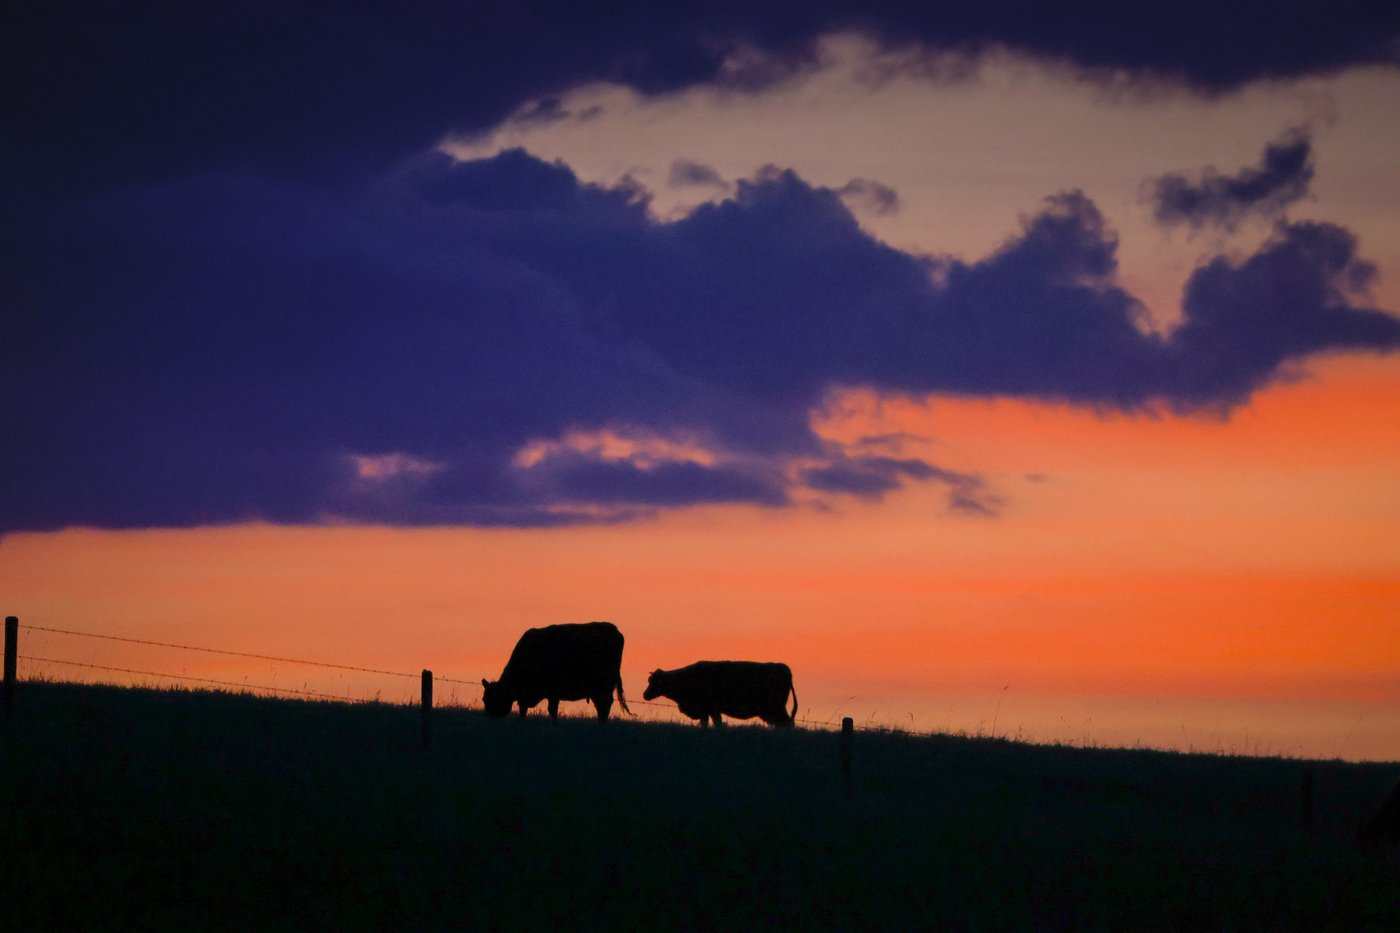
<box><xmin>2</xmin><ymin>682</ymin><xmax>1396</xmax><ymax>931</ymax></box>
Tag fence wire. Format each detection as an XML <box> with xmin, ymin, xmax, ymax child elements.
<box><xmin>19</xmin><ymin>655</ymin><xmax>361</xmax><ymax>703</ymax></box>
<box><xmin>13</xmin><ymin>622</ymin><xmax>841</xmax><ymax>729</ymax></box>
<box><xmin>19</xmin><ymin>622</ymin><xmax>480</xmax><ymax>687</ymax></box>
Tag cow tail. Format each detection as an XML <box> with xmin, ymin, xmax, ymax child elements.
<box><xmin>616</xmin><ymin>674</ymin><xmax>634</xmax><ymax>716</ymax></box>
<box><xmin>788</xmin><ymin>684</ymin><xmax>799</xmax><ymax>725</ymax></box>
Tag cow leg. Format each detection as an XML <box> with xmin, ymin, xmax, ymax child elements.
<box><xmin>595</xmin><ymin>693</ymin><xmax>613</xmax><ymax>721</ymax></box>
<box><xmin>547</xmin><ymin>698</ymin><xmax>560</xmax><ymax>722</ymax></box>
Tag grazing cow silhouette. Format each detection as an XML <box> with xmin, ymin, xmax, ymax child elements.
<box><xmin>643</xmin><ymin>661</ymin><xmax>797</xmax><ymax>727</ymax></box>
<box><xmin>482</xmin><ymin>621</ymin><xmax>631</xmax><ymax>722</ymax></box>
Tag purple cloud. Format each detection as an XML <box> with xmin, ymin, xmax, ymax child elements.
<box><xmin>1148</xmin><ymin>129</ymin><xmax>1315</xmax><ymax>230</ymax></box>
<box><xmin>2</xmin><ymin>149</ymin><xmax>1395</xmax><ymax>532</ymax></box>
<box><xmin>670</xmin><ymin>159</ymin><xmax>730</xmax><ymax>189</ymax></box>
<box><xmin>836</xmin><ymin>178</ymin><xmax>900</xmax><ymax>216</ymax></box>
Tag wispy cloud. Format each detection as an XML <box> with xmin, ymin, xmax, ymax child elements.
<box><xmin>1146</xmin><ymin>129</ymin><xmax>1315</xmax><ymax>231</ymax></box>
<box><xmin>836</xmin><ymin>178</ymin><xmax>900</xmax><ymax>216</ymax></box>
<box><xmin>669</xmin><ymin>159</ymin><xmax>730</xmax><ymax>190</ymax></box>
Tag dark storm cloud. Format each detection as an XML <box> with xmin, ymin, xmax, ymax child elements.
<box><xmin>5</xmin><ymin>5</ymin><xmax>1397</xmax><ymax>534</ymax></box>
<box><xmin>4</xmin><ymin>149</ymin><xmax>1395</xmax><ymax>533</ymax></box>
<box><xmin>1148</xmin><ymin>130</ymin><xmax>1315</xmax><ymax>230</ymax></box>
<box><xmin>6</xmin><ymin>2</ymin><xmax>1397</xmax><ymax>198</ymax></box>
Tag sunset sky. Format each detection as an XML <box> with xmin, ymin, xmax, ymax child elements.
<box><xmin>4</xmin><ymin>4</ymin><xmax>1398</xmax><ymax>759</ymax></box>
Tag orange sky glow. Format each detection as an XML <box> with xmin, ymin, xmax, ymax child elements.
<box><xmin>5</xmin><ymin>354</ymin><xmax>1397</xmax><ymax>760</ymax></box>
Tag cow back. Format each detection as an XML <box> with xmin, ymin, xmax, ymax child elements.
<box><xmin>500</xmin><ymin>621</ymin><xmax>625</xmax><ymax>702</ymax></box>
<box><xmin>663</xmin><ymin>660</ymin><xmax>793</xmax><ymax>720</ymax></box>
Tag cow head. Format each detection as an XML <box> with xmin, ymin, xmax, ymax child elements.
<box><xmin>642</xmin><ymin>669</ymin><xmax>666</xmax><ymax>701</ymax></box>
<box><xmin>480</xmin><ymin>678</ymin><xmax>513</xmax><ymax>718</ymax></box>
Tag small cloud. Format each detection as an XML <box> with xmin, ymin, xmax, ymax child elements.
<box><xmin>351</xmin><ymin>453</ymin><xmax>445</xmax><ymax>480</ymax></box>
<box><xmin>669</xmin><ymin>158</ymin><xmax>729</xmax><ymax>189</ymax></box>
<box><xmin>836</xmin><ymin>178</ymin><xmax>900</xmax><ymax>216</ymax></box>
<box><xmin>513</xmin><ymin>427</ymin><xmax>715</xmax><ymax>471</ymax></box>
<box><xmin>511</xmin><ymin>426</ymin><xmax>785</xmax><ymax>509</ymax></box>
<box><xmin>801</xmin><ymin>458</ymin><xmax>909</xmax><ymax>498</ymax></box>
<box><xmin>1145</xmin><ymin>129</ymin><xmax>1314</xmax><ymax>231</ymax></box>
<box><xmin>851</xmin><ymin>432</ymin><xmax>929</xmax><ymax>455</ymax></box>
<box><xmin>945</xmin><ymin>477</ymin><xmax>1001</xmax><ymax>517</ymax></box>
<box><xmin>800</xmin><ymin>455</ymin><xmax>998</xmax><ymax>515</ymax></box>
<box><xmin>509</xmin><ymin>96</ymin><xmax>575</xmax><ymax>127</ymax></box>
<box><xmin>532</xmin><ymin>451</ymin><xmax>788</xmax><ymax>508</ymax></box>
<box><xmin>714</xmin><ymin>41</ymin><xmax>824</xmax><ymax>92</ymax></box>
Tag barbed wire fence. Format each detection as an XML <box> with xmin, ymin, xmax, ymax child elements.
<box><xmin>5</xmin><ymin>615</ymin><xmax>1385</xmax><ymax>833</ymax></box>
<box><xmin>14</xmin><ymin>620</ymin><xmax>481</xmax><ymax>702</ymax></box>
<box><xmin>2</xmin><ymin>616</ymin><xmax>1364</xmax><ymax>834</ymax></box>
<box><xmin>3</xmin><ymin>617</ymin><xmax>839</xmax><ymax>731</ymax></box>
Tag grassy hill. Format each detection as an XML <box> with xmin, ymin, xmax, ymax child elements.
<box><xmin>2</xmin><ymin>681</ymin><xmax>1396</xmax><ymax>930</ymax></box>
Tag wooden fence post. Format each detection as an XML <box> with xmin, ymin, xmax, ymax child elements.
<box><xmin>421</xmin><ymin>669</ymin><xmax>433</xmax><ymax>750</ymax></box>
<box><xmin>840</xmin><ymin>716</ymin><xmax>853</xmax><ymax>796</ymax></box>
<box><xmin>4</xmin><ymin>616</ymin><xmax>17</xmax><ymax>718</ymax></box>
